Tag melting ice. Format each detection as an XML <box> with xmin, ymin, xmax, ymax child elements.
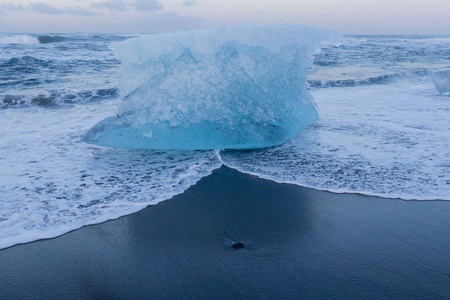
<box><xmin>84</xmin><ymin>25</ymin><xmax>340</xmax><ymax>150</ymax></box>
<box><xmin>432</xmin><ymin>70</ymin><xmax>450</xmax><ymax>96</ymax></box>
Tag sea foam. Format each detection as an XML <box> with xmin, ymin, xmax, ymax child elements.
<box><xmin>0</xmin><ymin>34</ymin><xmax>39</xmax><ymax>44</ymax></box>
<box><xmin>84</xmin><ymin>24</ymin><xmax>340</xmax><ymax>150</ymax></box>
<box><xmin>221</xmin><ymin>79</ymin><xmax>450</xmax><ymax>201</ymax></box>
<box><xmin>0</xmin><ymin>101</ymin><xmax>221</xmax><ymax>249</ymax></box>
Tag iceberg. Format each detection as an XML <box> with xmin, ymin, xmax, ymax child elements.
<box><xmin>84</xmin><ymin>24</ymin><xmax>340</xmax><ymax>150</ymax></box>
<box><xmin>431</xmin><ymin>70</ymin><xmax>450</xmax><ymax>96</ymax></box>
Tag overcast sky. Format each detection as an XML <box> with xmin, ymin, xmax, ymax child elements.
<box><xmin>1</xmin><ymin>0</ymin><xmax>449</xmax><ymax>34</ymax></box>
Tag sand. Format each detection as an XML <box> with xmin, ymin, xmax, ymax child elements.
<box><xmin>0</xmin><ymin>166</ymin><xmax>449</xmax><ymax>299</ymax></box>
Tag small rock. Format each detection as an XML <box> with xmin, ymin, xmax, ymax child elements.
<box><xmin>232</xmin><ymin>242</ymin><xmax>244</xmax><ymax>249</ymax></box>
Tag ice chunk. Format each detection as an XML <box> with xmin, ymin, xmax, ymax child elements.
<box><xmin>431</xmin><ymin>70</ymin><xmax>450</xmax><ymax>96</ymax></box>
<box><xmin>84</xmin><ymin>24</ymin><xmax>340</xmax><ymax>150</ymax></box>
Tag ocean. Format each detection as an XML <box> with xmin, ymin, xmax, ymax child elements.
<box><xmin>0</xmin><ymin>32</ymin><xmax>449</xmax><ymax>250</ymax></box>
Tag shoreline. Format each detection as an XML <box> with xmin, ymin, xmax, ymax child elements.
<box><xmin>3</xmin><ymin>163</ymin><xmax>446</xmax><ymax>252</ymax></box>
<box><xmin>223</xmin><ymin>164</ymin><xmax>449</xmax><ymax>201</ymax></box>
<box><xmin>1</xmin><ymin>166</ymin><xmax>449</xmax><ymax>298</ymax></box>
<box><xmin>4</xmin><ymin>159</ymin><xmax>445</xmax><ymax>254</ymax></box>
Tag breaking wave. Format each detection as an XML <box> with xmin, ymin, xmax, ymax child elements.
<box><xmin>0</xmin><ymin>34</ymin><xmax>131</xmax><ymax>46</ymax></box>
<box><xmin>37</xmin><ymin>35</ymin><xmax>68</xmax><ymax>44</ymax></box>
<box><xmin>1</xmin><ymin>88</ymin><xmax>119</xmax><ymax>108</ymax></box>
<box><xmin>308</xmin><ymin>70</ymin><xmax>431</xmax><ymax>88</ymax></box>
<box><xmin>308</xmin><ymin>74</ymin><xmax>399</xmax><ymax>88</ymax></box>
<box><xmin>0</xmin><ymin>35</ymin><xmax>39</xmax><ymax>45</ymax></box>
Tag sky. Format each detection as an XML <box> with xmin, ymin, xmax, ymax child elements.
<box><xmin>0</xmin><ymin>0</ymin><xmax>449</xmax><ymax>34</ymax></box>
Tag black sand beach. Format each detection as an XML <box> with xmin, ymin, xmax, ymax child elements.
<box><xmin>0</xmin><ymin>166</ymin><xmax>449</xmax><ymax>299</ymax></box>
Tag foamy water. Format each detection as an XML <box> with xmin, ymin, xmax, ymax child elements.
<box><xmin>0</xmin><ymin>33</ymin><xmax>449</xmax><ymax>249</ymax></box>
<box><xmin>221</xmin><ymin>78</ymin><xmax>450</xmax><ymax>200</ymax></box>
<box><xmin>0</xmin><ymin>100</ymin><xmax>221</xmax><ymax>249</ymax></box>
<box><xmin>0</xmin><ymin>34</ymin><xmax>39</xmax><ymax>45</ymax></box>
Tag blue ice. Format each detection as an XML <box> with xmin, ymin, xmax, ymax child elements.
<box><xmin>84</xmin><ymin>24</ymin><xmax>340</xmax><ymax>150</ymax></box>
<box><xmin>432</xmin><ymin>70</ymin><xmax>450</xmax><ymax>96</ymax></box>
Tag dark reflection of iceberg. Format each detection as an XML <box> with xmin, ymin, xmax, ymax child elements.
<box><xmin>84</xmin><ymin>24</ymin><xmax>340</xmax><ymax>150</ymax></box>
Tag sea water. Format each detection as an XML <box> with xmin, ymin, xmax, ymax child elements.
<box><xmin>0</xmin><ymin>31</ymin><xmax>449</xmax><ymax>249</ymax></box>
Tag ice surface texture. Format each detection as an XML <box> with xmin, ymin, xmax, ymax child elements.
<box><xmin>431</xmin><ymin>70</ymin><xmax>450</xmax><ymax>95</ymax></box>
<box><xmin>84</xmin><ymin>25</ymin><xmax>340</xmax><ymax>150</ymax></box>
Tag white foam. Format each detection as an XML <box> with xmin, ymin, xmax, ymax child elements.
<box><xmin>221</xmin><ymin>79</ymin><xmax>450</xmax><ymax>200</ymax></box>
<box><xmin>0</xmin><ymin>100</ymin><xmax>222</xmax><ymax>249</ymax></box>
<box><xmin>0</xmin><ymin>34</ymin><xmax>39</xmax><ymax>45</ymax></box>
<box><xmin>411</xmin><ymin>36</ymin><xmax>450</xmax><ymax>45</ymax></box>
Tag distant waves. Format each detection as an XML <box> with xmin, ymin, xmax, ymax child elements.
<box><xmin>0</xmin><ymin>88</ymin><xmax>119</xmax><ymax>108</ymax></box>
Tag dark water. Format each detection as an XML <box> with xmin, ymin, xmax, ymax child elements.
<box><xmin>2</xmin><ymin>34</ymin><xmax>449</xmax><ymax>107</ymax></box>
<box><xmin>0</xmin><ymin>34</ymin><xmax>126</xmax><ymax>107</ymax></box>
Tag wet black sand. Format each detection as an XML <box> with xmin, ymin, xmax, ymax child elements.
<box><xmin>0</xmin><ymin>166</ymin><xmax>449</xmax><ymax>299</ymax></box>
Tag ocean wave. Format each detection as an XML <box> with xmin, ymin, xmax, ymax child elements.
<box><xmin>308</xmin><ymin>70</ymin><xmax>431</xmax><ymax>88</ymax></box>
<box><xmin>0</xmin><ymin>88</ymin><xmax>119</xmax><ymax>108</ymax></box>
<box><xmin>308</xmin><ymin>74</ymin><xmax>399</xmax><ymax>88</ymax></box>
<box><xmin>1</xmin><ymin>54</ymin><xmax>119</xmax><ymax>72</ymax></box>
<box><xmin>37</xmin><ymin>35</ymin><xmax>69</xmax><ymax>44</ymax></box>
<box><xmin>0</xmin><ymin>35</ymin><xmax>39</xmax><ymax>45</ymax></box>
<box><xmin>401</xmin><ymin>36</ymin><xmax>450</xmax><ymax>44</ymax></box>
<box><xmin>2</xmin><ymin>55</ymin><xmax>47</xmax><ymax>66</ymax></box>
<box><xmin>36</xmin><ymin>34</ymin><xmax>134</xmax><ymax>44</ymax></box>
